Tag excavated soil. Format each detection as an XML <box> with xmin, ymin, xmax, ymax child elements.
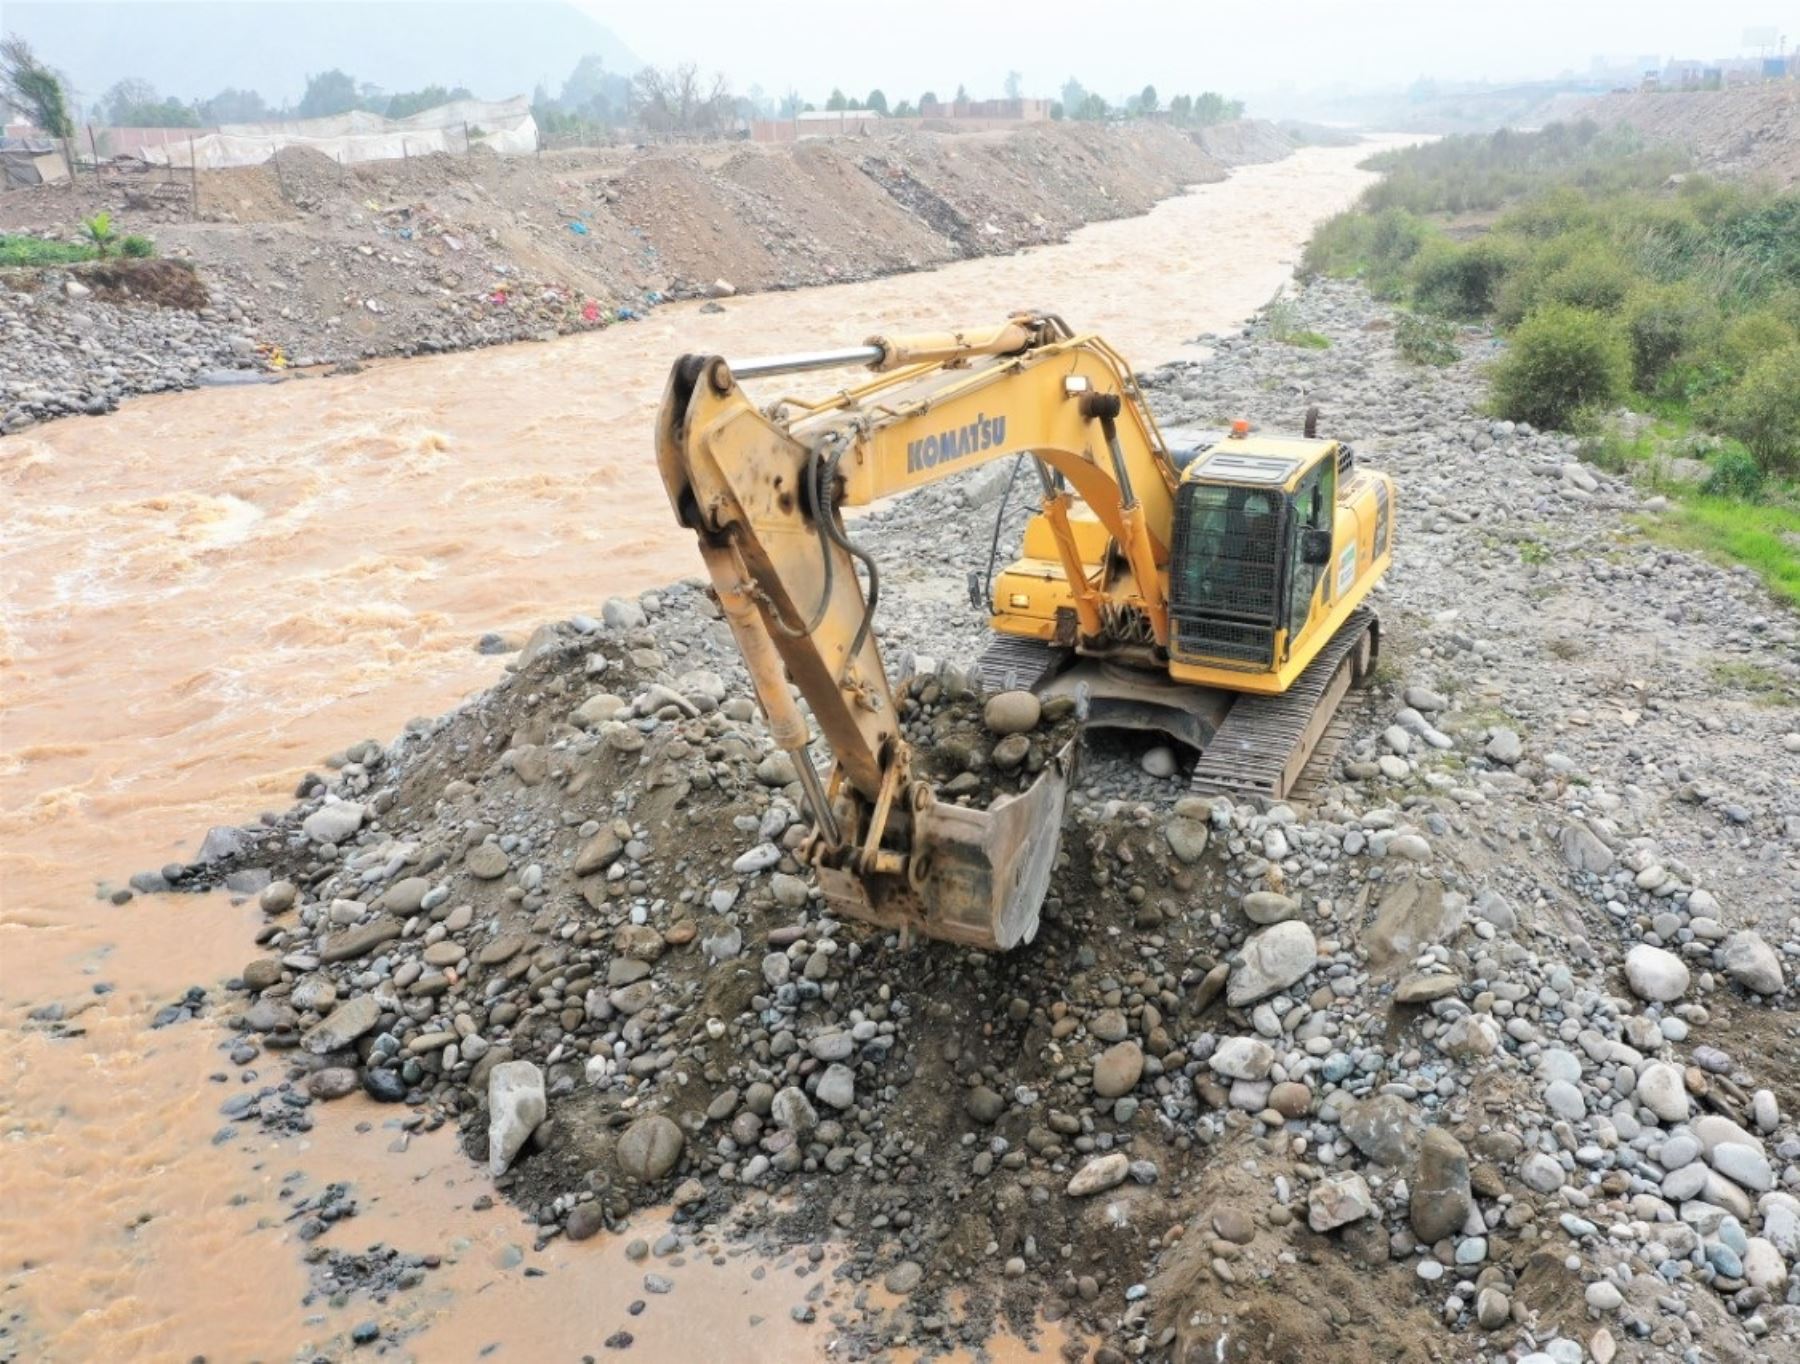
<box><xmin>1566</xmin><ymin>85</ymin><xmax>1800</xmax><ymax>185</ymax></box>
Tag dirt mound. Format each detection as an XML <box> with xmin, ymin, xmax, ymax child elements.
<box><xmin>1190</xmin><ymin>120</ymin><xmax>1297</xmax><ymax>168</ymax></box>
<box><xmin>1568</xmin><ymin>86</ymin><xmax>1800</xmax><ymax>184</ymax></box>
<box><xmin>71</xmin><ymin>257</ymin><xmax>209</xmax><ymax>310</ymax></box>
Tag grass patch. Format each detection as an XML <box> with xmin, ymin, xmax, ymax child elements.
<box><xmin>0</xmin><ymin>234</ymin><xmax>99</xmax><ymax>267</ymax></box>
<box><xmin>1263</xmin><ymin>290</ymin><xmax>1331</xmax><ymax>350</ymax></box>
<box><xmin>1517</xmin><ymin>538</ymin><xmax>1550</xmax><ymax>565</ymax></box>
<box><xmin>1640</xmin><ymin>496</ymin><xmax>1800</xmax><ymax>606</ymax></box>
<box><xmin>1705</xmin><ymin>659</ymin><xmax>1798</xmax><ymax>706</ymax></box>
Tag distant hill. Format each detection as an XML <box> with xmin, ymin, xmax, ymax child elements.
<box><xmin>2</xmin><ymin>1</ymin><xmax>643</xmax><ymax>110</ymax></box>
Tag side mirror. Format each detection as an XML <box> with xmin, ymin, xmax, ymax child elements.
<box><xmin>1301</xmin><ymin>528</ymin><xmax>1332</xmax><ymax>567</ymax></box>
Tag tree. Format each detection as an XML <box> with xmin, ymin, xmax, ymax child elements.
<box><xmin>559</xmin><ymin>53</ymin><xmax>630</xmax><ymax>123</ymax></box>
<box><xmin>0</xmin><ymin>37</ymin><xmax>74</xmax><ymax>138</ymax></box>
<box><xmin>1049</xmin><ymin>101</ymin><xmax>1064</xmax><ymax>121</ymax></box>
<box><xmin>892</xmin><ymin>99</ymin><xmax>915</xmax><ymax>118</ymax></box>
<box><xmin>101</xmin><ymin>78</ymin><xmax>154</xmax><ymax>123</ymax></box>
<box><xmin>386</xmin><ymin>85</ymin><xmax>472</xmax><ymax>119</ymax></box>
<box><xmin>1077</xmin><ymin>92</ymin><xmax>1108</xmax><ymax>121</ymax></box>
<box><xmin>297</xmin><ymin>69</ymin><xmax>360</xmax><ymax>119</ymax></box>
<box><xmin>778</xmin><ymin>88</ymin><xmax>802</xmax><ymax>117</ymax></box>
<box><xmin>919</xmin><ymin>90</ymin><xmax>939</xmax><ymax>109</ymax></box>
<box><xmin>199</xmin><ymin>87</ymin><xmax>271</xmax><ymax>124</ymax></box>
<box><xmin>101</xmin><ymin>80</ymin><xmax>200</xmax><ymax>127</ymax></box>
<box><xmin>1169</xmin><ymin>93</ymin><xmax>1193</xmax><ymax>123</ymax></box>
<box><xmin>630</xmin><ymin>63</ymin><xmax>732</xmax><ymax>136</ymax></box>
<box><xmin>865</xmin><ymin>88</ymin><xmax>888</xmax><ymax>115</ymax></box>
<box><xmin>1137</xmin><ymin>84</ymin><xmax>1158</xmax><ymax>114</ymax></box>
<box><xmin>1061</xmin><ymin>77</ymin><xmax>1087</xmax><ymax>114</ymax></box>
<box><xmin>1004</xmin><ymin>70</ymin><xmax>1023</xmax><ymax>100</ymax></box>
<box><xmin>954</xmin><ymin>83</ymin><xmax>969</xmax><ymax>103</ymax></box>
<box><xmin>825</xmin><ymin>87</ymin><xmax>848</xmax><ymax>111</ymax></box>
<box><xmin>1191</xmin><ymin>91</ymin><xmax>1243</xmax><ymax>125</ymax></box>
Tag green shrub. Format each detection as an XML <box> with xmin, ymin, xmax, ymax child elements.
<box><xmin>80</xmin><ymin>211</ymin><xmax>116</xmax><ymax>258</ymax></box>
<box><xmin>1718</xmin><ymin>310</ymin><xmax>1798</xmax><ymax>375</ymax></box>
<box><xmin>1409</xmin><ymin>237</ymin><xmax>1519</xmax><ymax>319</ymax></box>
<box><xmin>1491</xmin><ymin>304</ymin><xmax>1631</xmax><ymax>429</ymax></box>
<box><xmin>1624</xmin><ymin>285</ymin><xmax>1710</xmax><ymax>388</ymax></box>
<box><xmin>1712</xmin><ymin>343</ymin><xmax>1800</xmax><ymax>473</ymax></box>
<box><xmin>1299</xmin><ymin>210</ymin><xmax>1371</xmax><ymax>279</ymax></box>
<box><xmin>1395</xmin><ymin>312</ymin><xmax>1460</xmax><ymax>366</ymax></box>
<box><xmin>1363</xmin><ymin>208</ymin><xmax>1429</xmax><ymax>296</ymax></box>
<box><xmin>1700</xmin><ymin>443</ymin><xmax>1767</xmax><ymax>498</ymax></box>
<box><xmin>1502</xmin><ymin>186</ymin><xmax>1598</xmax><ymax>240</ymax></box>
<box><xmin>120</xmin><ymin>234</ymin><xmax>155</xmax><ymax>258</ymax></box>
<box><xmin>1542</xmin><ymin>242</ymin><xmax>1637</xmax><ymax>314</ymax></box>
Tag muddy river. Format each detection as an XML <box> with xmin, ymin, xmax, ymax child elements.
<box><xmin>0</xmin><ymin>141</ymin><xmax>1400</xmax><ymax>1361</ymax></box>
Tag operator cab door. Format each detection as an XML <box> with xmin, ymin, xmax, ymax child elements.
<box><xmin>1283</xmin><ymin>455</ymin><xmax>1335</xmax><ymax>658</ymax></box>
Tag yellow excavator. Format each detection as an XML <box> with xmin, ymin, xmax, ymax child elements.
<box><xmin>657</xmin><ymin>315</ymin><xmax>1394</xmax><ymax>951</ymax></box>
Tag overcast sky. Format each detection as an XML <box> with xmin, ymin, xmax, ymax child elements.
<box><xmin>7</xmin><ymin>0</ymin><xmax>1792</xmax><ymax>107</ymax></box>
<box><xmin>581</xmin><ymin>0</ymin><xmax>1792</xmax><ymax>96</ymax></box>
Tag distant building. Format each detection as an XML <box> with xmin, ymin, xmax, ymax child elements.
<box><xmin>917</xmin><ymin>96</ymin><xmax>1050</xmax><ymax>122</ymax></box>
<box><xmin>750</xmin><ymin>109</ymin><xmax>884</xmax><ymax>143</ymax></box>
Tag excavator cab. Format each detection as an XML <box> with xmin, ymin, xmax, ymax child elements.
<box><xmin>1167</xmin><ymin>437</ymin><xmax>1339</xmax><ymax>674</ymax></box>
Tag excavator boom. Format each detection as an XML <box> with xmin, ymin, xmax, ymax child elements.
<box><xmin>656</xmin><ymin>316</ymin><xmax>1174</xmax><ymax>949</ymax></box>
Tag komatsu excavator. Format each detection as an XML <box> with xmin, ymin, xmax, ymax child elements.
<box><xmin>657</xmin><ymin>314</ymin><xmax>1394</xmax><ymax>952</ymax></box>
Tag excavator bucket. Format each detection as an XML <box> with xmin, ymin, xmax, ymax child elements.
<box><xmin>814</xmin><ymin>737</ymin><xmax>1078</xmax><ymax>952</ymax></box>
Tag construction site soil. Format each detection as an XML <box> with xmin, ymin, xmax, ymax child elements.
<box><xmin>138</xmin><ymin>277</ymin><xmax>1800</xmax><ymax>1362</ymax></box>
<box><xmin>1563</xmin><ymin>85</ymin><xmax>1800</xmax><ymax>185</ymax></box>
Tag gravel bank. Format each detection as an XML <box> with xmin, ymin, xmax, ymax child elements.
<box><xmin>112</xmin><ymin>278</ymin><xmax>1800</xmax><ymax>1360</ymax></box>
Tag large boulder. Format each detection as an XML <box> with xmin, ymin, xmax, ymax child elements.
<box><xmin>1410</xmin><ymin>1127</ymin><xmax>1473</xmax><ymax>1243</ymax></box>
<box><xmin>301</xmin><ymin>994</ymin><xmax>381</xmax><ymax>1054</ymax></box>
<box><xmin>616</xmin><ymin>1114</ymin><xmax>685</xmax><ymax>1183</ymax></box>
<box><xmin>1340</xmin><ymin>1094</ymin><xmax>1418</xmax><ymax>1167</ymax></box>
<box><xmin>982</xmin><ymin>691</ymin><xmax>1041</xmax><ymax>736</ymax></box>
<box><xmin>1092</xmin><ymin>1041</ymin><xmax>1145</xmax><ymax>1098</ymax></box>
<box><xmin>1624</xmin><ymin>944</ymin><xmax>1689</xmax><ymax>1003</ymax></box>
<box><xmin>1227</xmin><ymin>920</ymin><xmax>1317</xmax><ymax>1006</ymax></box>
<box><xmin>1720</xmin><ymin>932</ymin><xmax>1784</xmax><ymax>995</ymax></box>
<box><xmin>302</xmin><ymin>801</ymin><xmax>365</xmax><ymax>845</ymax></box>
<box><xmin>487</xmin><ymin>1060</ymin><xmax>547</xmax><ymax>1176</ymax></box>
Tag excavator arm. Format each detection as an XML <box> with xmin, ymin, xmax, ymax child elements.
<box><xmin>655</xmin><ymin>315</ymin><xmax>1181</xmax><ymax>949</ymax></box>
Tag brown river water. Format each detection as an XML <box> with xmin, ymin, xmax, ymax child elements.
<box><xmin>0</xmin><ymin>142</ymin><xmax>1401</xmax><ymax>1361</ymax></box>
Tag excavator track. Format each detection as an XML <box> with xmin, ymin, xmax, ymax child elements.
<box><xmin>1188</xmin><ymin>609</ymin><xmax>1376</xmax><ymax>805</ymax></box>
<box><xmin>974</xmin><ymin>635</ymin><xmax>1065</xmax><ymax>694</ymax></box>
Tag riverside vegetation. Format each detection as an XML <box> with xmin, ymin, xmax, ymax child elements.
<box><xmin>1302</xmin><ymin>120</ymin><xmax>1800</xmax><ymax>605</ymax></box>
